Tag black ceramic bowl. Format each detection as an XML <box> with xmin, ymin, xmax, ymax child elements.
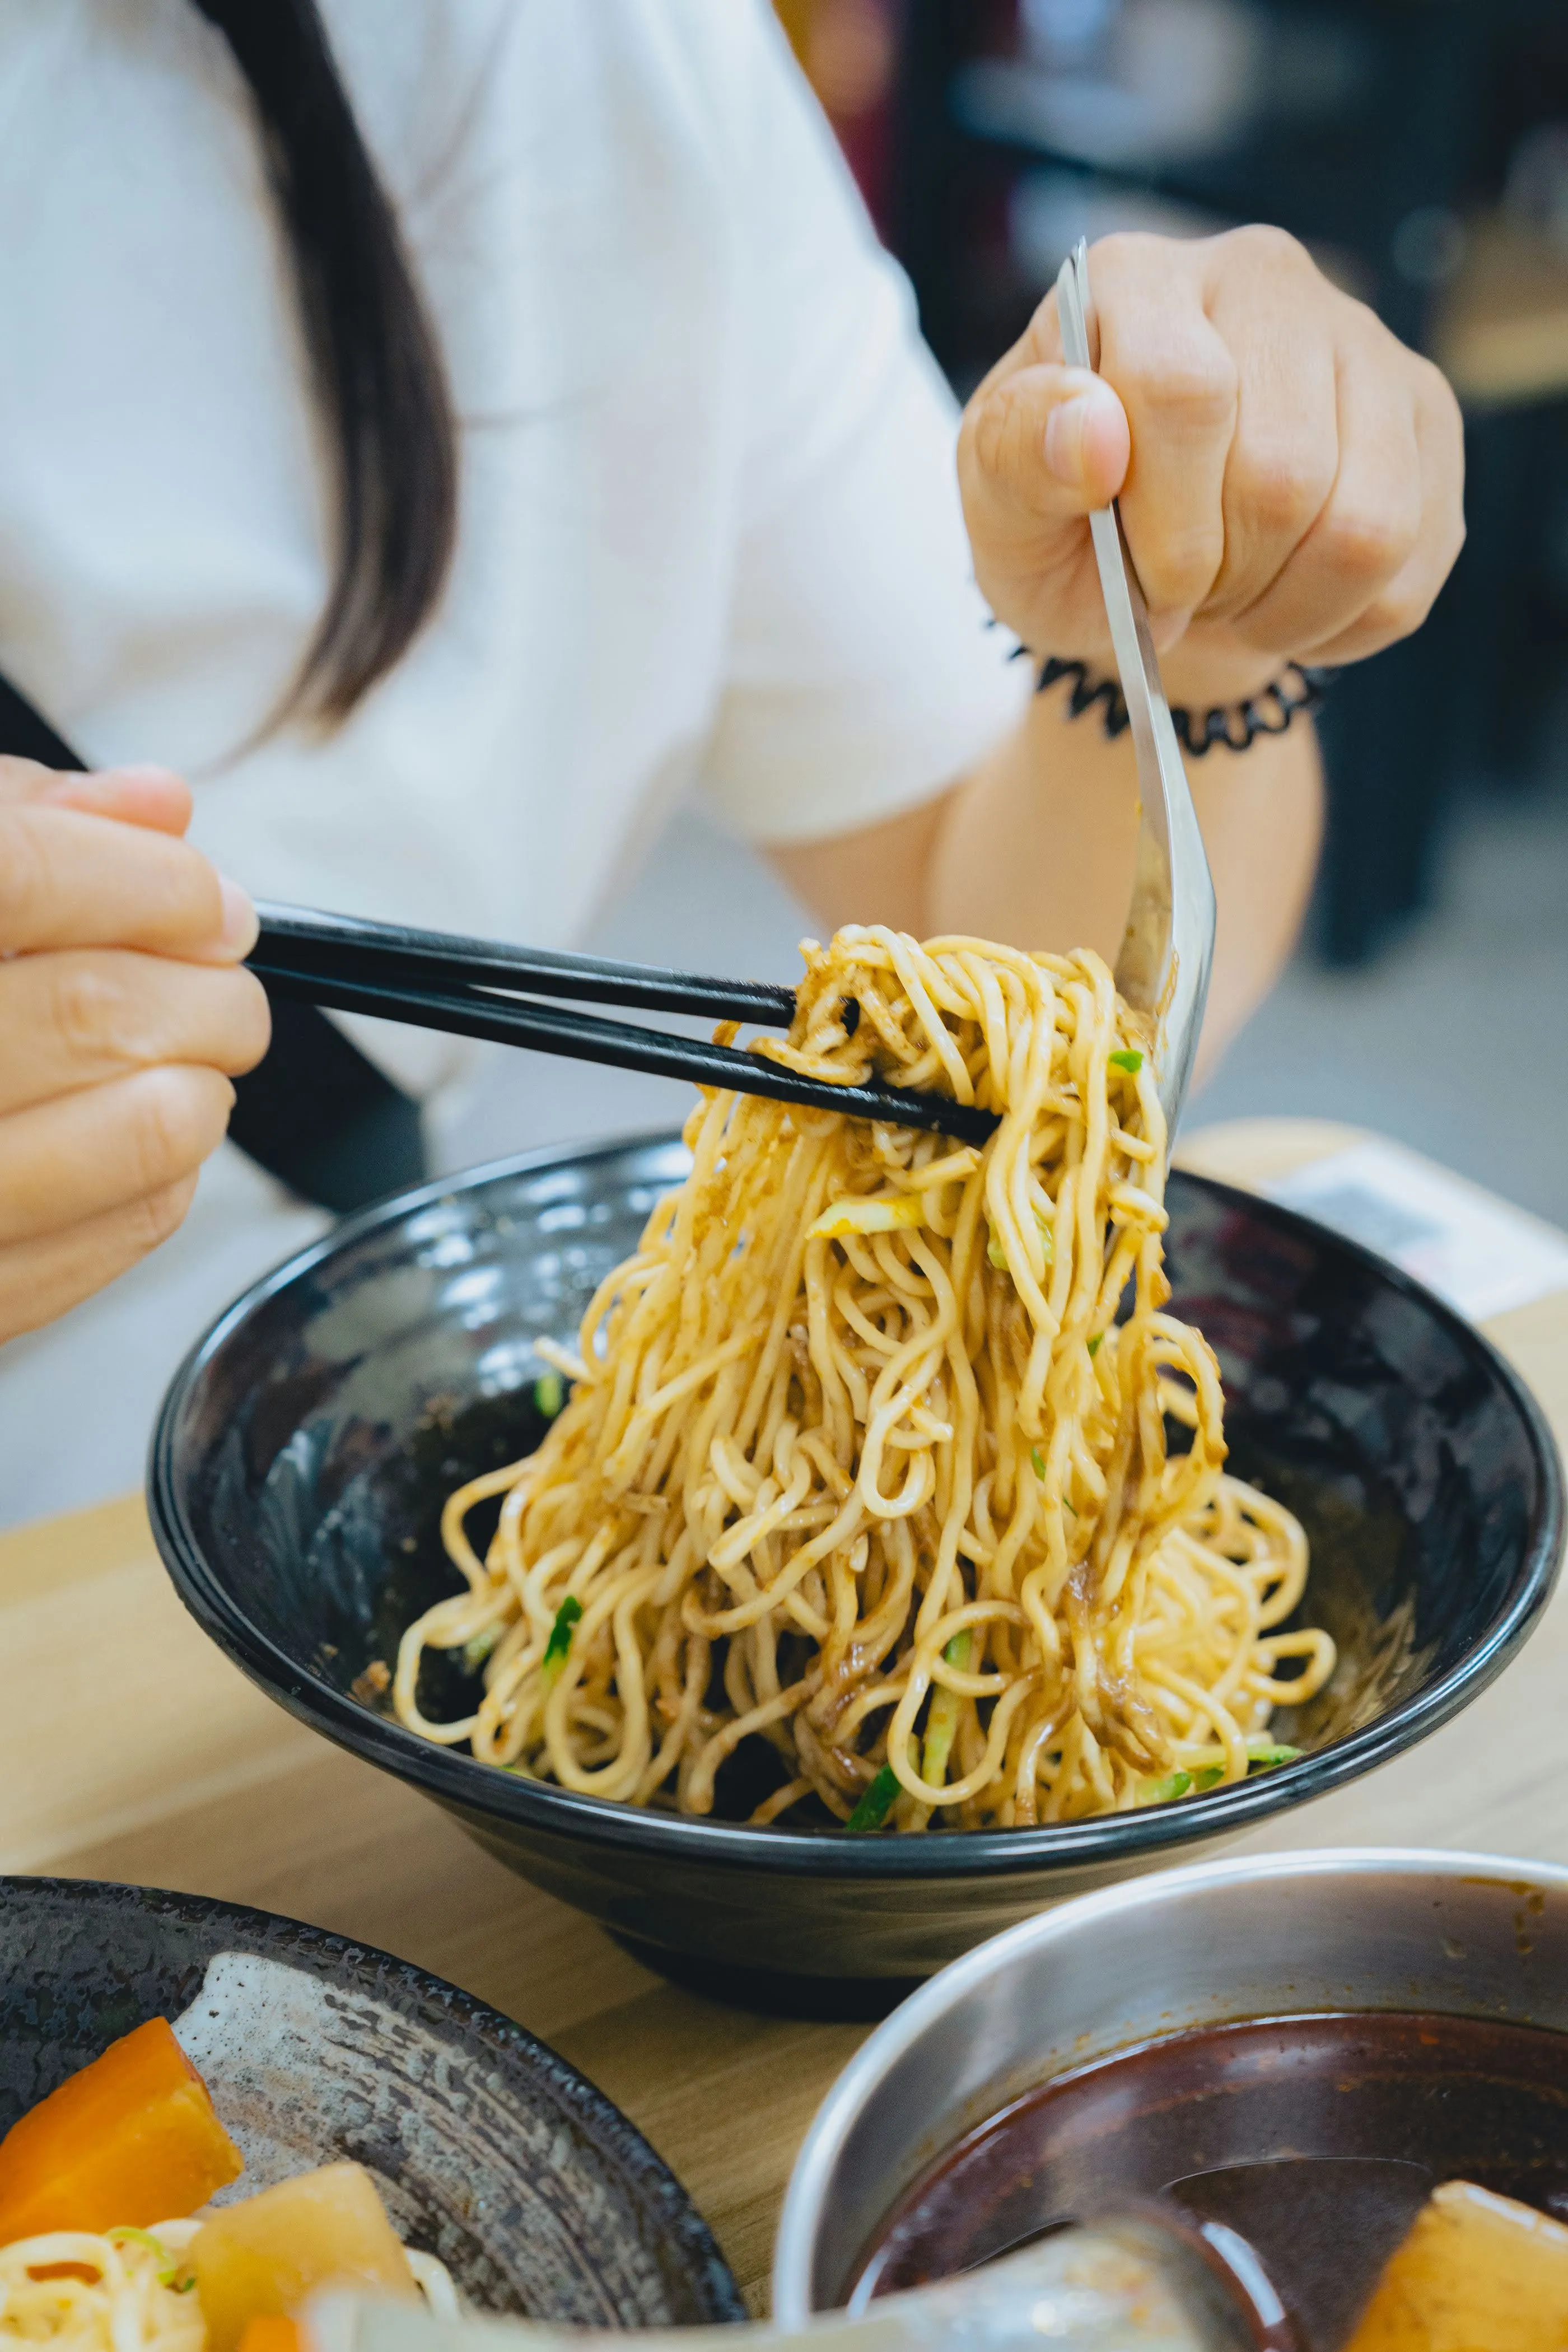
<box><xmin>150</xmin><ymin>1133</ymin><xmax>1563</xmax><ymax>2018</ymax></box>
<box><xmin>0</xmin><ymin>1877</ymin><xmax>740</xmax><ymax>2326</ymax></box>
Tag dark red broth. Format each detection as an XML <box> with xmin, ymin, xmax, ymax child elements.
<box><xmin>856</xmin><ymin>2012</ymin><xmax>1568</xmax><ymax>2335</ymax></box>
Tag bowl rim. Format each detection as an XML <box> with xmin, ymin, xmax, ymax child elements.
<box><xmin>768</xmin><ymin>1841</ymin><xmax>1568</xmax><ymax>2322</ymax></box>
<box><xmin>148</xmin><ymin>1130</ymin><xmax>1565</xmax><ymax>1883</ymax></box>
<box><xmin>0</xmin><ymin>1871</ymin><xmax>745</xmax><ymax>2323</ymax></box>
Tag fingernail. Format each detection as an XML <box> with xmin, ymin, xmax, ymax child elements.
<box><xmin>1044</xmin><ymin>395</ymin><xmax>1093</xmax><ymax>488</ymax></box>
<box><xmin>217</xmin><ymin>874</ymin><xmax>258</xmax><ymax>956</ymax></box>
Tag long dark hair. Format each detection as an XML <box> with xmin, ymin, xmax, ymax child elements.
<box><xmin>192</xmin><ymin>0</ymin><xmax>459</xmax><ymax>727</ymax></box>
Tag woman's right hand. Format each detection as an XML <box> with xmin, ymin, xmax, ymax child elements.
<box><xmin>0</xmin><ymin>758</ymin><xmax>270</xmax><ymax>1345</ymax></box>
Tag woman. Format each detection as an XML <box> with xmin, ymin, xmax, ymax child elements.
<box><xmin>0</xmin><ymin>1</ymin><xmax>1460</xmax><ymax>1520</ymax></box>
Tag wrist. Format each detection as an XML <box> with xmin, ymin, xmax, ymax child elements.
<box><xmin>1033</xmin><ymin>637</ymin><xmax>1332</xmax><ymax>759</ymax></box>
<box><xmin>1154</xmin><ymin>626</ymin><xmax>1290</xmax><ymax>709</ymax></box>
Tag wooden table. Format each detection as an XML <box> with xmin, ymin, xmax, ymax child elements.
<box><xmin>6</xmin><ymin>1118</ymin><xmax>1568</xmax><ymax>2316</ymax></box>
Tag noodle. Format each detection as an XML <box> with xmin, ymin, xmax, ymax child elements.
<box><xmin>395</xmin><ymin>928</ymin><xmax>1335</xmax><ymax>1830</ymax></box>
<box><xmin>0</xmin><ymin>2227</ymin><xmax>203</xmax><ymax>2352</ymax></box>
<box><xmin>0</xmin><ymin>2222</ymin><xmax>458</xmax><ymax>2352</ymax></box>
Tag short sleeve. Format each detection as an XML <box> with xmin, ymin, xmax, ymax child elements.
<box><xmin>694</xmin><ymin>4</ymin><xmax>1030</xmax><ymax>847</ymax></box>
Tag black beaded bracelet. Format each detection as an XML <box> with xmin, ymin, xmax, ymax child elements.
<box><xmin>1034</xmin><ymin>654</ymin><xmax>1334</xmax><ymax>755</ymax></box>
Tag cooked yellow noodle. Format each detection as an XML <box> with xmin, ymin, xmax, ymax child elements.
<box><xmin>0</xmin><ymin>2224</ymin><xmax>204</xmax><ymax>2352</ymax></box>
<box><xmin>395</xmin><ymin>928</ymin><xmax>1334</xmax><ymax>1828</ymax></box>
<box><xmin>0</xmin><ymin>2221</ymin><xmax>459</xmax><ymax>2351</ymax></box>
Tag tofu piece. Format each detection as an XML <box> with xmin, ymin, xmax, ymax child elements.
<box><xmin>1346</xmin><ymin>2177</ymin><xmax>1568</xmax><ymax>2350</ymax></box>
<box><xmin>189</xmin><ymin>2163</ymin><xmax>416</xmax><ymax>2352</ymax></box>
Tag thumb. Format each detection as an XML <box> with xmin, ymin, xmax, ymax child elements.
<box><xmin>966</xmin><ymin>363</ymin><xmax>1131</xmax><ymax>525</ymax></box>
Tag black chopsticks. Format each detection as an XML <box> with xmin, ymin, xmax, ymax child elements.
<box><xmin>251</xmin><ymin>902</ymin><xmax>802</xmax><ymax>1024</ymax></box>
<box><xmin>246</xmin><ymin>903</ymin><xmax>1000</xmax><ymax>1149</ymax></box>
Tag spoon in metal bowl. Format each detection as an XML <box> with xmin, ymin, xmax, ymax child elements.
<box><xmin>312</xmin><ymin>2212</ymin><xmax>1268</xmax><ymax>2352</ymax></box>
<box><xmin>1054</xmin><ymin>238</ymin><xmax>1217</xmax><ymax>1146</ymax></box>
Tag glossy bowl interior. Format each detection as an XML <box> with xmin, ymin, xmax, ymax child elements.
<box><xmin>150</xmin><ymin>1133</ymin><xmax>1562</xmax><ymax>2014</ymax></box>
<box><xmin>771</xmin><ymin>1847</ymin><xmax>1568</xmax><ymax>2323</ymax></box>
<box><xmin>0</xmin><ymin>1877</ymin><xmax>740</xmax><ymax>2327</ymax></box>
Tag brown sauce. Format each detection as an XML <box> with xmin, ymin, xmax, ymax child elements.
<box><xmin>857</xmin><ymin>2012</ymin><xmax>1568</xmax><ymax>2349</ymax></box>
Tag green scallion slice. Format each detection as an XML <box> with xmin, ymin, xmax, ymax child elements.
<box><xmin>1108</xmin><ymin>1048</ymin><xmax>1144</xmax><ymax>1075</ymax></box>
<box><xmin>109</xmin><ymin>2229</ymin><xmax>184</xmax><ymax>2289</ymax></box>
<box><xmin>462</xmin><ymin>1623</ymin><xmax>501</xmax><ymax>1672</ymax></box>
<box><xmin>845</xmin><ymin>1762</ymin><xmax>900</xmax><ymax>1833</ymax></box>
<box><xmin>542</xmin><ymin>1594</ymin><xmax>583</xmax><ymax>1681</ymax></box>
<box><xmin>921</xmin><ymin>1630</ymin><xmax>972</xmax><ymax>1788</ymax></box>
<box><xmin>1245</xmin><ymin>1743</ymin><xmax>1302</xmax><ymax>1771</ymax></box>
<box><xmin>534</xmin><ymin>1370</ymin><xmax>565</xmax><ymax>1420</ymax></box>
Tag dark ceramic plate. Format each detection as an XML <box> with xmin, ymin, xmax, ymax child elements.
<box><xmin>149</xmin><ymin>1134</ymin><xmax>1564</xmax><ymax>2016</ymax></box>
<box><xmin>0</xmin><ymin>1877</ymin><xmax>741</xmax><ymax>2326</ymax></box>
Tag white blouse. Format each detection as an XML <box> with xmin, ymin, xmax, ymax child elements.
<box><xmin>0</xmin><ymin>0</ymin><xmax>1028</xmax><ymax>1520</ymax></box>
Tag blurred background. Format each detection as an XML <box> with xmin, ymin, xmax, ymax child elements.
<box><xmin>445</xmin><ymin>0</ymin><xmax>1568</xmax><ymax>1225</ymax></box>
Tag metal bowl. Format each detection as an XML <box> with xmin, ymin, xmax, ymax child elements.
<box><xmin>0</xmin><ymin>1875</ymin><xmax>740</xmax><ymax>2326</ymax></box>
<box><xmin>772</xmin><ymin>1846</ymin><xmax>1568</xmax><ymax>2321</ymax></box>
<box><xmin>149</xmin><ymin>1133</ymin><xmax>1562</xmax><ymax>2016</ymax></box>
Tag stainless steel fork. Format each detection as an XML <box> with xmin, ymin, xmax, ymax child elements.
<box><xmin>1055</xmin><ymin>239</ymin><xmax>1216</xmax><ymax>1144</ymax></box>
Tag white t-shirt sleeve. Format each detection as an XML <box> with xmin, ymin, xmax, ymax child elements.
<box><xmin>694</xmin><ymin>4</ymin><xmax>1030</xmax><ymax>848</ymax></box>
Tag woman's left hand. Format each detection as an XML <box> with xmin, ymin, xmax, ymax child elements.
<box><xmin>956</xmin><ymin>226</ymin><xmax>1464</xmax><ymax>697</ymax></box>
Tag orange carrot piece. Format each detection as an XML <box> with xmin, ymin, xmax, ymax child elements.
<box><xmin>0</xmin><ymin>2016</ymin><xmax>242</xmax><ymax>2243</ymax></box>
<box><xmin>238</xmin><ymin>2320</ymin><xmax>304</xmax><ymax>2352</ymax></box>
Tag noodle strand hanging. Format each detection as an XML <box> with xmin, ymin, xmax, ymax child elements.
<box><xmin>395</xmin><ymin>928</ymin><xmax>1334</xmax><ymax>1830</ymax></box>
